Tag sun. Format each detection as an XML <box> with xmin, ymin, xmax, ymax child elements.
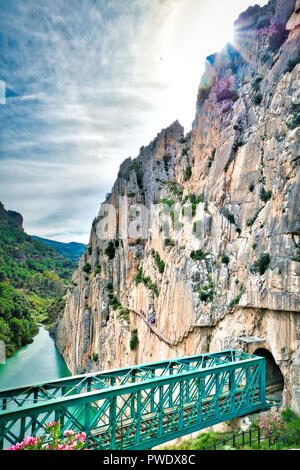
<box><xmin>214</xmin><ymin>24</ymin><xmax>236</xmax><ymax>52</ymax></box>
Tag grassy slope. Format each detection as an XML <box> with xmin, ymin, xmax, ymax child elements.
<box><xmin>163</xmin><ymin>410</ymin><xmax>300</xmax><ymax>450</ymax></box>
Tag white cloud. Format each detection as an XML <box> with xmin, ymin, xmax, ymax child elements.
<box><xmin>0</xmin><ymin>0</ymin><xmax>268</xmax><ymax>242</ymax></box>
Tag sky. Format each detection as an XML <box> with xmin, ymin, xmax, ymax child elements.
<box><xmin>0</xmin><ymin>0</ymin><xmax>268</xmax><ymax>243</ymax></box>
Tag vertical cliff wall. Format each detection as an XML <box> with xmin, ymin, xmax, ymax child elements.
<box><xmin>52</xmin><ymin>0</ymin><xmax>300</xmax><ymax>411</ymax></box>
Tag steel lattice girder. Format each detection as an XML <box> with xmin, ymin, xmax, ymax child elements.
<box><xmin>0</xmin><ymin>350</ymin><xmax>252</xmax><ymax>411</ymax></box>
<box><xmin>0</xmin><ymin>350</ymin><xmax>266</xmax><ymax>450</ymax></box>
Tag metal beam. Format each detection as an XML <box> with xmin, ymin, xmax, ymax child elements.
<box><xmin>0</xmin><ymin>350</ymin><xmax>267</xmax><ymax>450</ymax></box>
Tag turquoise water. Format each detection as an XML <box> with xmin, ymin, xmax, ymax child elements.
<box><xmin>0</xmin><ymin>325</ymin><xmax>71</xmax><ymax>391</ymax></box>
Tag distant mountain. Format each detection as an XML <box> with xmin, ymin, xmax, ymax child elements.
<box><xmin>32</xmin><ymin>236</ymin><xmax>86</xmax><ymax>262</ymax></box>
<box><xmin>0</xmin><ymin>201</ymin><xmax>79</xmax><ymax>357</ymax></box>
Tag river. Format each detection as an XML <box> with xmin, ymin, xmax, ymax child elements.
<box><xmin>0</xmin><ymin>325</ymin><xmax>71</xmax><ymax>391</ymax></box>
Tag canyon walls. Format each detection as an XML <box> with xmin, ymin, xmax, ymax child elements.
<box><xmin>52</xmin><ymin>0</ymin><xmax>300</xmax><ymax>411</ymax></box>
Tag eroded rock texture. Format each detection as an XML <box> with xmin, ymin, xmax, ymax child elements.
<box><xmin>52</xmin><ymin>0</ymin><xmax>300</xmax><ymax>411</ymax></box>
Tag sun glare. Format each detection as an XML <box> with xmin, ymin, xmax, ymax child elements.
<box><xmin>213</xmin><ymin>24</ymin><xmax>236</xmax><ymax>53</ymax></box>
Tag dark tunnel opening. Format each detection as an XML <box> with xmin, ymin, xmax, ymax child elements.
<box><xmin>254</xmin><ymin>348</ymin><xmax>284</xmax><ymax>400</ymax></box>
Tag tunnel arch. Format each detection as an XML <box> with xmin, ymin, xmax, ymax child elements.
<box><xmin>254</xmin><ymin>348</ymin><xmax>284</xmax><ymax>391</ymax></box>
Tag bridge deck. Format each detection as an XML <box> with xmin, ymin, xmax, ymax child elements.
<box><xmin>0</xmin><ymin>350</ymin><xmax>266</xmax><ymax>450</ymax></box>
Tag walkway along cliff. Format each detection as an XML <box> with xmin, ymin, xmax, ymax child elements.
<box><xmin>51</xmin><ymin>0</ymin><xmax>300</xmax><ymax>412</ymax></box>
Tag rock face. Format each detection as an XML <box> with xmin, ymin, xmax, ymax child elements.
<box><xmin>7</xmin><ymin>211</ymin><xmax>24</xmax><ymax>231</ymax></box>
<box><xmin>53</xmin><ymin>0</ymin><xmax>300</xmax><ymax>412</ymax></box>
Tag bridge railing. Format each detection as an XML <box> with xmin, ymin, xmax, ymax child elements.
<box><xmin>0</xmin><ymin>350</ymin><xmax>248</xmax><ymax>411</ymax></box>
<box><xmin>0</xmin><ymin>351</ymin><xmax>266</xmax><ymax>450</ymax></box>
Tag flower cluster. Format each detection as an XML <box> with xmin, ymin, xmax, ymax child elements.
<box><xmin>254</xmin><ymin>410</ymin><xmax>286</xmax><ymax>444</ymax></box>
<box><xmin>6</xmin><ymin>436</ymin><xmax>41</xmax><ymax>451</ymax></box>
<box><xmin>6</xmin><ymin>421</ymin><xmax>87</xmax><ymax>451</ymax></box>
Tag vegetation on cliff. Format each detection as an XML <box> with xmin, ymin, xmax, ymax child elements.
<box><xmin>0</xmin><ymin>283</ymin><xmax>39</xmax><ymax>356</ymax></box>
<box><xmin>0</xmin><ymin>202</ymin><xmax>77</xmax><ymax>356</ymax></box>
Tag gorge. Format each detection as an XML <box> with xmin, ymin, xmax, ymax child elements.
<box><xmin>51</xmin><ymin>0</ymin><xmax>300</xmax><ymax>413</ymax></box>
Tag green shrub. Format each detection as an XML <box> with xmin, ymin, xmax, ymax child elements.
<box><xmin>118</xmin><ymin>307</ymin><xmax>130</xmax><ymax>323</ymax></box>
<box><xmin>109</xmin><ymin>294</ymin><xmax>121</xmax><ymax>310</ymax></box>
<box><xmin>253</xmin><ymin>93</ymin><xmax>263</xmax><ymax>105</ymax></box>
<box><xmin>221</xmin><ymin>254</ymin><xmax>229</xmax><ymax>264</ymax></box>
<box><xmin>279</xmin><ymin>415</ymin><xmax>300</xmax><ymax>447</ymax></box>
<box><xmin>92</xmin><ymin>353</ymin><xmax>98</xmax><ymax>362</ymax></box>
<box><xmin>199</xmin><ymin>290</ymin><xmax>214</xmax><ymax>302</ymax></box>
<box><xmin>127</xmin><ymin>162</ymin><xmax>143</xmax><ymax>187</ymax></box>
<box><xmin>232</xmin><ymin>140</ymin><xmax>245</xmax><ymax>153</ymax></box>
<box><xmin>130</xmin><ymin>329</ymin><xmax>138</xmax><ymax>350</ymax></box>
<box><xmin>222</xmin><ymin>209</ymin><xmax>235</xmax><ymax>224</ymax></box>
<box><xmin>229</xmin><ymin>292</ymin><xmax>243</xmax><ymax>309</ymax></box>
<box><xmin>190</xmin><ymin>250</ymin><xmax>209</xmax><ymax>261</ymax></box>
<box><xmin>193</xmin><ymin>221</ymin><xmax>201</xmax><ymax>234</ymax></box>
<box><xmin>167</xmin><ymin>181</ymin><xmax>183</xmax><ymax>197</ymax></box>
<box><xmin>183</xmin><ymin>194</ymin><xmax>205</xmax><ymax>205</ymax></box>
<box><xmin>0</xmin><ymin>283</ymin><xmax>39</xmax><ymax>355</ymax></box>
<box><xmin>251</xmin><ymin>76</ymin><xmax>262</xmax><ymax>92</ymax></box>
<box><xmin>106</xmin><ymin>281</ymin><xmax>113</xmax><ymax>291</ymax></box>
<box><xmin>164</xmin><ymin>239</ymin><xmax>175</xmax><ymax>247</ymax></box>
<box><xmin>134</xmin><ymin>267</ymin><xmax>143</xmax><ymax>284</ymax></box>
<box><xmin>249</xmin><ymin>183</ymin><xmax>255</xmax><ymax>192</ymax></box>
<box><xmin>254</xmin><ymin>409</ymin><xmax>285</xmax><ymax>445</ymax></box>
<box><xmin>105</xmin><ymin>241</ymin><xmax>116</xmax><ymax>260</ymax></box>
<box><xmin>246</xmin><ymin>208</ymin><xmax>263</xmax><ymax>227</ymax></box>
<box><xmin>165</xmin><ymin>409</ymin><xmax>300</xmax><ymax>450</ymax></box>
<box><xmin>159</xmin><ymin>198</ymin><xmax>175</xmax><ymax>208</ymax></box>
<box><xmin>83</xmin><ymin>262</ymin><xmax>91</xmax><ymax>274</ymax></box>
<box><xmin>163</xmin><ymin>154</ymin><xmax>172</xmax><ymax>167</ymax></box>
<box><xmin>184</xmin><ymin>165</ymin><xmax>192</xmax><ymax>181</ymax></box>
<box><xmin>154</xmin><ymin>252</ymin><xmax>165</xmax><ymax>274</ymax></box>
<box><xmin>250</xmin><ymin>253</ymin><xmax>271</xmax><ymax>275</ymax></box>
<box><xmin>208</xmin><ymin>149</ymin><xmax>216</xmax><ymax>168</ymax></box>
<box><xmin>94</xmin><ymin>265</ymin><xmax>101</xmax><ymax>276</ymax></box>
<box><xmin>134</xmin><ymin>268</ymin><xmax>159</xmax><ymax>296</ymax></box>
<box><xmin>260</xmin><ymin>187</ymin><xmax>272</xmax><ymax>202</ymax></box>
<box><xmin>281</xmin><ymin>409</ymin><xmax>297</xmax><ymax>423</ymax></box>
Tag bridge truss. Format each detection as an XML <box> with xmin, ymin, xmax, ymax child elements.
<box><xmin>0</xmin><ymin>350</ymin><xmax>266</xmax><ymax>450</ymax></box>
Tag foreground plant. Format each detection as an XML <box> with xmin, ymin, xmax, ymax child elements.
<box><xmin>6</xmin><ymin>421</ymin><xmax>87</xmax><ymax>450</ymax></box>
<box><xmin>253</xmin><ymin>410</ymin><xmax>286</xmax><ymax>444</ymax></box>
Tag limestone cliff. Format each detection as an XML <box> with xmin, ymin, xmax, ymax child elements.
<box><xmin>52</xmin><ymin>0</ymin><xmax>300</xmax><ymax>411</ymax></box>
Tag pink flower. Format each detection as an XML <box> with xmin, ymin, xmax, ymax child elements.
<box><xmin>6</xmin><ymin>443</ymin><xmax>22</xmax><ymax>451</ymax></box>
<box><xmin>45</xmin><ymin>421</ymin><xmax>58</xmax><ymax>428</ymax></box>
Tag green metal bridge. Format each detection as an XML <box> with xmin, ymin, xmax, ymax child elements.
<box><xmin>0</xmin><ymin>350</ymin><xmax>269</xmax><ymax>450</ymax></box>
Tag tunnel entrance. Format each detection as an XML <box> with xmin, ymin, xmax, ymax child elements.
<box><xmin>254</xmin><ymin>348</ymin><xmax>284</xmax><ymax>400</ymax></box>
